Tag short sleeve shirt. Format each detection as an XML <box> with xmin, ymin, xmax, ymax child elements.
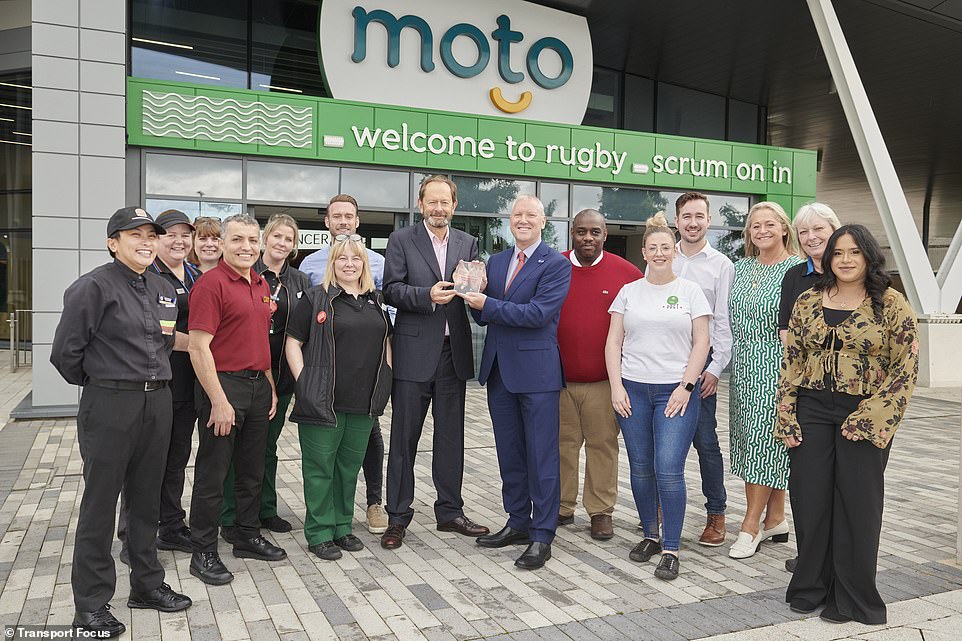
<box><xmin>609</xmin><ymin>276</ymin><xmax>712</xmax><ymax>384</ymax></box>
<box><xmin>188</xmin><ymin>260</ymin><xmax>272</xmax><ymax>371</ymax></box>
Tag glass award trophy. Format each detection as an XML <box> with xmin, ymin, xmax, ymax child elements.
<box><xmin>453</xmin><ymin>260</ymin><xmax>486</xmax><ymax>294</ymax></box>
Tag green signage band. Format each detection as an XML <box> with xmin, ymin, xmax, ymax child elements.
<box><xmin>127</xmin><ymin>77</ymin><xmax>817</xmax><ymax>212</ymax></box>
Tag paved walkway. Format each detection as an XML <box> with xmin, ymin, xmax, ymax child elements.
<box><xmin>0</xmin><ymin>370</ymin><xmax>959</xmax><ymax>641</ymax></box>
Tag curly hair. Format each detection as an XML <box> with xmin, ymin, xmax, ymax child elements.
<box><xmin>816</xmin><ymin>224</ymin><xmax>891</xmax><ymax>321</ymax></box>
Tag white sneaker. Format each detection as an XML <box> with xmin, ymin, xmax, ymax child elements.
<box><xmin>728</xmin><ymin>530</ymin><xmax>764</xmax><ymax>559</ymax></box>
<box><xmin>366</xmin><ymin>505</ymin><xmax>388</xmax><ymax>534</ymax></box>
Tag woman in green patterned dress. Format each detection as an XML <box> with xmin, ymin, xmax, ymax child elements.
<box><xmin>728</xmin><ymin>202</ymin><xmax>802</xmax><ymax>559</ymax></box>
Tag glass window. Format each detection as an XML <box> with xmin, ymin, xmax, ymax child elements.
<box><xmin>146</xmin><ymin>198</ymin><xmax>243</xmax><ymax>220</ymax></box>
<box><xmin>247</xmin><ymin>161</ymin><xmax>338</xmax><ymax>203</ymax></box>
<box><xmin>340</xmin><ymin>168</ymin><xmax>409</xmax><ymax>209</ymax></box>
<box><xmin>624</xmin><ymin>74</ymin><xmax>654</xmax><ymax>133</ymax></box>
<box><xmin>728</xmin><ymin>99</ymin><xmax>760</xmax><ymax>144</ymax></box>
<box><xmin>251</xmin><ymin>0</ymin><xmax>327</xmax><ymax>97</ymax></box>
<box><xmin>452</xmin><ymin>215</ymin><xmax>566</xmax><ymax>261</ymax></box>
<box><xmin>131</xmin><ymin>1</ymin><xmax>249</xmax><ymax>88</ymax></box>
<box><xmin>572</xmin><ymin>185</ymin><xmax>668</xmax><ymax>222</ymax></box>
<box><xmin>453</xmin><ymin>176</ymin><xmax>536</xmax><ymax>215</ymax></box>
<box><xmin>708</xmin><ymin>227</ymin><xmax>745</xmax><ymax>263</ymax></box>
<box><xmin>656</xmin><ymin>83</ymin><xmax>725</xmax><ymax>140</ymax></box>
<box><xmin>540</xmin><ymin>183</ymin><xmax>569</xmax><ymax>218</ymax></box>
<box><xmin>145</xmin><ymin>153</ymin><xmax>243</xmax><ymax>199</ymax></box>
<box><xmin>582</xmin><ymin>68</ymin><xmax>620</xmax><ymax>129</ymax></box>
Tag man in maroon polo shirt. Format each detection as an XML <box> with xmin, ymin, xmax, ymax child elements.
<box><xmin>187</xmin><ymin>214</ymin><xmax>286</xmax><ymax>586</ymax></box>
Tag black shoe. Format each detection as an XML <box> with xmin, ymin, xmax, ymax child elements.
<box><xmin>190</xmin><ymin>551</ymin><xmax>234</xmax><ymax>585</ymax></box>
<box><xmin>73</xmin><ymin>604</ymin><xmax>125</xmax><ymax>638</ymax></box>
<box><xmin>515</xmin><ymin>542</ymin><xmax>551</xmax><ymax>570</ymax></box>
<box><xmin>233</xmin><ymin>535</ymin><xmax>287</xmax><ymax>561</ymax></box>
<box><xmin>309</xmin><ymin>541</ymin><xmax>342</xmax><ymax>561</ymax></box>
<box><xmin>557</xmin><ymin>513</ymin><xmax>574</xmax><ymax>526</ymax></box>
<box><xmin>785</xmin><ymin>556</ymin><xmax>798</xmax><ymax>573</ymax></box>
<box><xmin>789</xmin><ymin>598</ymin><xmax>820</xmax><ymax>614</ymax></box>
<box><xmin>119</xmin><ymin>546</ymin><xmax>129</xmax><ymax>566</ymax></box>
<box><xmin>654</xmin><ymin>553</ymin><xmax>679</xmax><ymax>580</ymax></box>
<box><xmin>261</xmin><ymin>515</ymin><xmax>293</xmax><ymax>533</ymax></box>
<box><xmin>157</xmin><ymin>525</ymin><xmax>192</xmax><ymax>553</ymax></box>
<box><xmin>476</xmin><ymin>525</ymin><xmax>530</xmax><ymax>548</ymax></box>
<box><xmin>334</xmin><ymin>534</ymin><xmax>364</xmax><ymax>552</ymax></box>
<box><xmin>819</xmin><ymin>606</ymin><xmax>852</xmax><ymax>624</ymax></box>
<box><xmin>220</xmin><ymin>526</ymin><xmax>240</xmax><ymax>545</ymax></box>
<box><xmin>128</xmin><ymin>582</ymin><xmax>192</xmax><ymax>612</ymax></box>
<box><xmin>629</xmin><ymin>538</ymin><xmax>662</xmax><ymax>563</ymax></box>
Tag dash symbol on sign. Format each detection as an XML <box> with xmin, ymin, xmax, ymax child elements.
<box><xmin>323</xmin><ymin>135</ymin><xmax>345</xmax><ymax>148</ymax></box>
<box><xmin>632</xmin><ymin>163</ymin><xmax>650</xmax><ymax>174</ymax></box>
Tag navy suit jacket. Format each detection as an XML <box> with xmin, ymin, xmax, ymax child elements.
<box><xmin>472</xmin><ymin>241</ymin><xmax>571</xmax><ymax>394</ymax></box>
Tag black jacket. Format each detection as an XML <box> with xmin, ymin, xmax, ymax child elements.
<box><xmin>288</xmin><ymin>284</ymin><xmax>392</xmax><ymax>427</ymax></box>
<box><xmin>255</xmin><ymin>257</ymin><xmax>310</xmax><ymax>396</ymax></box>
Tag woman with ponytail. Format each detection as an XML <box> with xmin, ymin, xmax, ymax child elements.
<box><xmin>605</xmin><ymin>212</ymin><xmax>712</xmax><ymax>580</ymax></box>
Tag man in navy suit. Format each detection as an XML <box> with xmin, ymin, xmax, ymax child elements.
<box><xmin>461</xmin><ymin>194</ymin><xmax>571</xmax><ymax>570</ymax></box>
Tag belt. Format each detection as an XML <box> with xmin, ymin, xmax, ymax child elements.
<box><xmin>221</xmin><ymin>369</ymin><xmax>264</xmax><ymax>379</ymax></box>
<box><xmin>87</xmin><ymin>378</ymin><xmax>169</xmax><ymax>392</ymax></box>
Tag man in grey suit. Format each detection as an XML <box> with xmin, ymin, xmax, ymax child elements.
<box><xmin>380</xmin><ymin>175</ymin><xmax>490</xmax><ymax>549</ymax></box>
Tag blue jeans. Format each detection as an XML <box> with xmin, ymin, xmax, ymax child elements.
<box><xmin>692</xmin><ymin>391</ymin><xmax>727</xmax><ymax>515</ymax></box>
<box><xmin>617</xmin><ymin>380</ymin><xmax>700</xmax><ymax>552</ymax></box>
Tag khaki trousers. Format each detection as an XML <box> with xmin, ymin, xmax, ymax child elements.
<box><xmin>559</xmin><ymin>380</ymin><xmax>619</xmax><ymax>517</ymax></box>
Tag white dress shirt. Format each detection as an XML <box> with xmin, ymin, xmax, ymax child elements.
<box><xmin>672</xmin><ymin>240</ymin><xmax>735</xmax><ymax>379</ymax></box>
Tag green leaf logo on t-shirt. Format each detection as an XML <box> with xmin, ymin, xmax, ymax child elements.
<box><xmin>667</xmin><ymin>295</ymin><xmax>679</xmax><ymax>305</ymax></box>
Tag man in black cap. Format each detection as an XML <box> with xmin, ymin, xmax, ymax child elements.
<box><xmin>51</xmin><ymin>207</ymin><xmax>193</xmax><ymax>638</ymax></box>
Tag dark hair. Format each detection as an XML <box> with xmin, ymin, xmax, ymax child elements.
<box><xmin>328</xmin><ymin>193</ymin><xmax>359</xmax><ymax>212</ymax></box>
<box><xmin>418</xmin><ymin>175</ymin><xmax>458</xmax><ymax>202</ymax></box>
<box><xmin>675</xmin><ymin>192</ymin><xmax>710</xmax><ymax>214</ymax></box>
<box><xmin>817</xmin><ymin>224</ymin><xmax>890</xmax><ymax>320</ymax></box>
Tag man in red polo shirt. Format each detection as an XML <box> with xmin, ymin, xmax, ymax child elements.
<box><xmin>187</xmin><ymin>214</ymin><xmax>286</xmax><ymax>586</ymax></box>
<box><xmin>557</xmin><ymin>209</ymin><xmax>642</xmax><ymax>540</ymax></box>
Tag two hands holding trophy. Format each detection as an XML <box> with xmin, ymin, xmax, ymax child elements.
<box><xmin>431</xmin><ymin>260</ymin><xmax>488</xmax><ymax>310</ymax></box>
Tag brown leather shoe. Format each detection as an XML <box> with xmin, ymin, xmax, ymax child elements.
<box><xmin>590</xmin><ymin>514</ymin><xmax>613</xmax><ymax>540</ymax></box>
<box><xmin>698</xmin><ymin>514</ymin><xmax>726</xmax><ymax>546</ymax></box>
<box><xmin>437</xmin><ymin>515</ymin><xmax>489</xmax><ymax>536</ymax></box>
<box><xmin>380</xmin><ymin>524</ymin><xmax>406</xmax><ymax>549</ymax></box>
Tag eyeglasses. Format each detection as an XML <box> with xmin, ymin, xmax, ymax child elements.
<box><xmin>333</xmin><ymin>234</ymin><xmax>362</xmax><ymax>243</ymax></box>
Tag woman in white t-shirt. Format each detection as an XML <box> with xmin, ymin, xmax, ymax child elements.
<box><xmin>605</xmin><ymin>212</ymin><xmax>712</xmax><ymax>581</ymax></box>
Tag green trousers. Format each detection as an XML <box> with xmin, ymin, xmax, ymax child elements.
<box><xmin>221</xmin><ymin>392</ymin><xmax>292</xmax><ymax>526</ymax></box>
<box><xmin>300</xmin><ymin>413</ymin><xmax>373</xmax><ymax>545</ymax></box>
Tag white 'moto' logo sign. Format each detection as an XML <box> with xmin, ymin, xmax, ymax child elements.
<box><xmin>318</xmin><ymin>0</ymin><xmax>593</xmax><ymax>125</ymax></box>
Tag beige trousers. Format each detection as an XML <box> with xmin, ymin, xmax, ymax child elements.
<box><xmin>559</xmin><ymin>380</ymin><xmax>619</xmax><ymax>517</ymax></box>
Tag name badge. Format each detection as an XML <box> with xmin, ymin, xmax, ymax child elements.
<box><xmin>175</xmin><ymin>288</ymin><xmax>186</xmax><ymax>294</ymax></box>
<box><xmin>158</xmin><ymin>295</ymin><xmax>177</xmax><ymax>308</ymax></box>
<box><xmin>160</xmin><ymin>319</ymin><xmax>176</xmax><ymax>335</ymax></box>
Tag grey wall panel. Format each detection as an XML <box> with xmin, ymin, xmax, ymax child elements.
<box><xmin>80</xmin><ymin>156</ymin><xmax>125</xmax><ymax>219</ymax></box>
<box><xmin>32</xmin><ymin>55</ymin><xmax>79</xmax><ymax>90</ymax></box>
<box><xmin>80</xmin><ymin>92</ymin><xmax>124</xmax><ymax>126</ymax></box>
<box><xmin>32</xmin><ymin>121</ymin><xmax>79</xmax><ymax>155</ymax></box>
<box><xmin>80</xmin><ymin>29</ymin><xmax>125</xmax><ymax>64</ymax></box>
<box><xmin>79</xmin><ymin>60</ymin><xmax>124</xmax><ymax>94</ymax></box>
<box><xmin>32</xmin><ymin>87</ymin><xmax>79</xmax><ymax>122</ymax></box>
<box><xmin>33</xmin><ymin>0</ymin><xmax>79</xmax><ymax>27</ymax></box>
<box><xmin>32</xmin><ymin>23</ymin><xmax>79</xmax><ymax>59</ymax></box>
<box><xmin>32</xmin><ymin>249</ymin><xmax>80</xmax><ymax>311</ymax></box>
<box><xmin>31</xmin><ymin>154</ymin><xmax>79</xmax><ymax>216</ymax></box>
<box><xmin>80</xmin><ymin>0</ymin><xmax>125</xmax><ymax>32</ymax></box>
<box><xmin>79</xmin><ymin>123</ymin><xmax>124</xmax><ymax>158</ymax></box>
<box><xmin>33</xmin><ymin>217</ymin><xmax>80</xmax><ymax>250</ymax></box>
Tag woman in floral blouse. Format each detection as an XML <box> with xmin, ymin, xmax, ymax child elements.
<box><xmin>775</xmin><ymin>224</ymin><xmax>918</xmax><ymax>625</ymax></box>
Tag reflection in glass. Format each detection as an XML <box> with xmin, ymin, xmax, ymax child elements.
<box><xmin>146</xmin><ymin>198</ymin><xmax>243</xmax><ymax>220</ymax></box>
<box><xmin>582</xmin><ymin>68</ymin><xmax>620</xmax><ymax>129</ymax></box>
<box><xmin>131</xmin><ymin>0</ymin><xmax>249</xmax><ymax>88</ymax></box>
<box><xmin>453</xmin><ymin>176</ymin><xmax>535</xmax><ymax>215</ymax></box>
<box><xmin>708</xmin><ymin>228</ymin><xmax>745</xmax><ymax>263</ymax></box>
<box><xmin>541</xmin><ymin>183</ymin><xmax>569</xmax><ymax>218</ymax></box>
<box><xmin>340</xmin><ymin>168</ymin><xmax>409</xmax><ymax>209</ymax></box>
<box><xmin>656</xmin><ymin>82</ymin><xmax>726</xmax><ymax>140</ymax></box>
<box><xmin>251</xmin><ymin>0</ymin><xmax>327</xmax><ymax>96</ymax></box>
<box><xmin>146</xmin><ymin>154</ymin><xmax>243</xmax><ymax>199</ymax></box>
<box><xmin>247</xmin><ymin>162</ymin><xmax>338</xmax><ymax>204</ymax></box>
<box><xmin>572</xmin><ymin>185</ymin><xmax>667</xmax><ymax>222</ymax></box>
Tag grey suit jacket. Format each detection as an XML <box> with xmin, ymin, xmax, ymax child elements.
<box><xmin>383</xmin><ymin>222</ymin><xmax>479</xmax><ymax>382</ymax></box>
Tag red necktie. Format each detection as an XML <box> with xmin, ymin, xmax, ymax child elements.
<box><xmin>506</xmin><ymin>252</ymin><xmax>526</xmax><ymax>290</ymax></box>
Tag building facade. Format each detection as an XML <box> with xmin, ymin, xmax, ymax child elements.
<box><xmin>4</xmin><ymin>0</ymin><xmax>961</xmax><ymax>412</ymax></box>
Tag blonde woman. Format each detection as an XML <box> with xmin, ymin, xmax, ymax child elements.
<box><xmin>728</xmin><ymin>202</ymin><xmax>802</xmax><ymax>559</ymax></box>
<box><xmin>605</xmin><ymin>213</ymin><xmax>711</xmax><ymax>580</ymax></box>
<box><xmin>221</xmin><ymin>215</ymin><xmax>310</xmax><ymax>540</ymax></box>
<box><xmin>284</xmin><ymin>236</ymin><xmax>393</xmax><ymax>560</ymax></box>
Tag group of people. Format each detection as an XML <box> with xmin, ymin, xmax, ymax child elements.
<box><xmin>51</xmin><ymin>177</ymin><xmax>919</xmax><ymax>637</ymax></box>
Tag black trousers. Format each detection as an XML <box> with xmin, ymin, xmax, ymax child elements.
<box><xmin>189</xmin><ymin>373</ymin><xmax>271</xmax><ymax>551</ymax></box>
<box><xmin>787</xmin><ymin>388</ymin><xmax>891</xmax><ymax>625</ymax></box>
<box><xmin>73</xmin><ymin>384</ymin><xmax>172</xmax><ymax>611</ymax></box>
<box><xmin>361</xmin><ymin>418</ymin><xmax>383</xmax><ymax>506</ymax></box>
<box><xmin>387</xmin><ymin>343</ymin><xmax>466</xmax><ymax>525</ymax></box>
<box><xmin>117</xmin><ymin>399</ymin><xmax>197</xmax><ymax>543</ymax></box>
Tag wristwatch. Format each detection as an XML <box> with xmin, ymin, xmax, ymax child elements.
<box><xmin>681</xmin><ymin>380</ymin><xmax>695</xmax><ymax>392</ymax></box>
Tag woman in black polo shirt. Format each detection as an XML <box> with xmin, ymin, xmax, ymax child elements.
<box><xmin>284</xmin><ymin>235</ymin><xmax>393</xmax><ymax>560</ymax></box>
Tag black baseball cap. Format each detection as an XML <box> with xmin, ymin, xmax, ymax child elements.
<box><xmin>107</xmin><ymin>206</ymin><xmax>166</xmax><ymax>237</ymax></box>
<box><xmin>155</xmin><ymin>209</ymin><xmax>195</xmax><ymax>231</ymax></box>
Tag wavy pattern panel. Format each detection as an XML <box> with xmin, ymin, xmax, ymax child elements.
<box><xmin>142</xmin><ymin>91</ymin><xmax>313</xmax><ymax>148</ymax></box>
